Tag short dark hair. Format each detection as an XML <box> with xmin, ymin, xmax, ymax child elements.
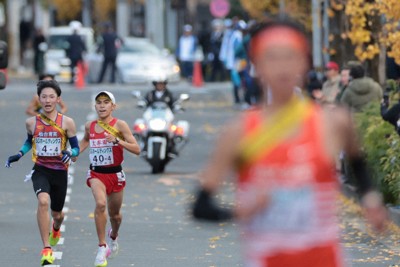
<box><xmin>38</xmin><ymin>73</ymin><xmax>55</xmax><ymax>81</ymax></box>
<box><xmin>350</xmin><ymin>65</ymin><xmax>365</xmax><ymax>79</ymax></box>
<box><xmin>249</xmin><ymin>16</ymin><xmax>307</xmax><ymax>43</ymax></box>
<box><xmin>37</xmin><ymin>80</ymin><xmax>62</xmax><ymax>97</ymax></box>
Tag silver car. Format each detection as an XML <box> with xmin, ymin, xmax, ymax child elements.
<box><xmin>89</xmin><ymin>37</ymin><xmax>181</xmax><ymax>84</ymax></box>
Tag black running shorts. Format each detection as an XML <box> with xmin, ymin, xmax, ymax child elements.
<box><xmin>31</xmin><ymin>164</ymin><xmax>68</xmax><ymax>212</ymax></box>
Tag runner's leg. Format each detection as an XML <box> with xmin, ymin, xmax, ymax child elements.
<box><xmin>107</xmin><ymin>190</ymin><xmax>124</xmax><ymax>238</ymax></box>
<box><xmin>90</xmin><ymin>178</ymin><xmax>108</xmax><ymax>245</ymax></box>
<box><xmin>37</xmin><ymin>192</ymin><xmax>51</xmax><ymax>247</ymax></box>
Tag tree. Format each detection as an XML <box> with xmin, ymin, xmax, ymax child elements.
<box><xmin>239</xmin><ymin>0</ymin><xmax>312</xmax><ymax>29</ymax></box>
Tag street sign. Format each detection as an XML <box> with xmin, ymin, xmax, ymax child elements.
<box><xmin>210</xmin><ymin>0</ymin><xmax>230</xmax><ymax>18</ymax></box>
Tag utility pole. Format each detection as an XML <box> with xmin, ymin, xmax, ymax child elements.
<box><xmin>82</xmin><ymin>0</ymin><xmax>91</xmax><ymax>28</ymax></box>
<box><xmin>117</xmin><ymin>0</ymin><xmax>129</xmax><ymax>38</ymax></box>
<box><xmin>279</xmin><ymin>0</ymin><xmax>285</xmax><ymax>18</ymax></box>
<box><xmin>312</xmin><ymin>0</ymin><xmax>323</xmax><ymax>74</ymax></box>
<box><xmin>7</xmin><ymin>0</ymin><xmax>22</xmax><ymax>70</ymax></box>
<box><xmin>322</xmin><ymin>0</ymin><xmax>330</xmax><ymax>64</ymax></box>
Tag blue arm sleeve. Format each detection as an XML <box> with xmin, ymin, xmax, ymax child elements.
<box><xmin>19</xmin><ymin>133</ymin><xmax>33</xmax><ymax>156</ymax></box>
<box><xmin>68</xmin><ymin>136</ymin><xmax>80</xmax><ymax>157</ymax></box>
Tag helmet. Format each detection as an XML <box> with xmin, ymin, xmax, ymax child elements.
<box><xmin>152</xmin><ymin>73</ymin><xmax>168</xmax><ymax>86</ymax></box>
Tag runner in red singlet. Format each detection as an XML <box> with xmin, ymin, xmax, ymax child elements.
<box><xmin>78</xmin><ymin>91</ymin><xmax>140</xmax><ymax>267</ymax></box>
<box><xmin>192</xmin><ymin>18</ymin><xmax>387</xmax><ymax>267</ymax></box>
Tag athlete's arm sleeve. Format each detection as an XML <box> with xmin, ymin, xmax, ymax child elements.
<box><xmin>68</xmin><ymin>136</ymin><xmax>80</xmax><ymax>157</ymax></box>
<box><xmin>19</xmin><ymin>133</ymin><xmax>33</xmax><ymax>156</ymax></box>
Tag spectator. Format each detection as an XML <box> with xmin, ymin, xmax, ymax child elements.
<box><xmin>177</xmin><ymin>24</ymin><xmax>198</xmax><ymax>80</ymax></box>
<box><xmin>307</xmin><ymin>70</ymin><xmax>322</xmax><ymax>101</ymax></box>
<box><xmin>340</xmin><ymin>64</ymin><xmax>383</xmax><ymax>112</ymax></box>
<box><xmin>66</xmin><ymin>24</ymin><xmax>86</xmax><ymax>84</ymax></box>
<box><xmin>335</xmin><ymin>66</ymin><xmax>351</xmax><ymax>103</ymax></box>
<box><xmin>227</xmin><ymin>20</ymin><xmax>246</xmax><ymax>106</ymax></box>
<box><xmin>321</xmin><ymin>61</ymin><xmax>341</xmax><ymax>104</ymax></box>
<box><xmin>209</xmin><ymin>19</ymin><xmax>225</xmax><ymax>82</ymax></box>
<box><xmin>97</xmin><ymin>23</ymin><xmax>122</xmax><ymax>84</ymax></box>
<box><xmin>33</xmin><ymin>28</ymin><xmax>46</xmax><ymax>75</ymax></box>
<box><xmin>381</xmin><ymin>90</ymin><xmax>400</xmax><ymax>135</ymax></box>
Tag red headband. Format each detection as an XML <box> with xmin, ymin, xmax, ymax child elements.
<box><xmin>249</xmin><ymin>26</ymin><xmax>309</xmax><ymax>62</ymax></box>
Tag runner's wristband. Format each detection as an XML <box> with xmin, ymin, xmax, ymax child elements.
<box><xmin>68</xmin><ymin>136</ymin><xmax>80</xmax><ymax>157</ymax></box>
<box><xmin>19</xmin><ymin>133</ymin><xmax>33</xmax><ymax>156</ymax></box>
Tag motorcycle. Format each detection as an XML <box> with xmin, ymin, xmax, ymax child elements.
<box><xmin>132</xmin><ymin>91</ymin><xmax>190</xmax><ymax>174</ymax></box>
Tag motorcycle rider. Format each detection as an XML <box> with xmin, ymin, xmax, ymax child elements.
<box><xmin>144</xmin><ymin>74</ymin><xmax>175</xmax><ymax>109</ymax></box>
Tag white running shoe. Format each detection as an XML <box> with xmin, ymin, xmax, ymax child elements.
<box><xmin>108</xmin><ymin>228</ymin><xmax>119</xmax><ymax>258</ymax></box>
<box><xmin>94</xmin><ymin>244</ymin><xmax>110</xmax><ymax>267</ymax></box>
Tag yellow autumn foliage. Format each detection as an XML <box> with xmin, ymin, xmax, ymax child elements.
<box><xmin>345</xmin><ymin>0</ymin><xmax>400</xmax><ymax>64</ymax></box>
<box><xmin>51</xmin><ymin>0</ymin><xmax>82</xmax><ymax>21</ymax></box>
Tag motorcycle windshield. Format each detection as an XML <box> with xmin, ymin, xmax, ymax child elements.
<box><xmin>144</xmin><ymin>101</ymin><xmax>174</xmax><ymax>122</ymax></box>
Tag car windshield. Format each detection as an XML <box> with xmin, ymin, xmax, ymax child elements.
<box><xmin>120</xmin><ymin>41</ymin><xmax>160</xmax><ymax>55</ymax></box>
<box><xmin>48</xmin><ymin>34</ymin><xmax>88</xmax><ymax>50</ymax></box>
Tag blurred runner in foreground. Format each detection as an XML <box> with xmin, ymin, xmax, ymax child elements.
<box><xmin>192</xmin><ymin>18</ymin><xmax>387</xmax><ymax>267</ymax></box>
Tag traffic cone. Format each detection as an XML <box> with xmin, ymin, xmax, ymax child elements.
<box><xmin>192</xmin><ymin>61</ymin><xmax>203</xmax><ymax>88</ymax></box>
<box><xmin>75</xmin><ymin>62</ymin><xmax>85</xmax><ymax>89</ymax></box>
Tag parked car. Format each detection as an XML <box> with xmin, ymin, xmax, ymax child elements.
<box><xmin>44</xmin><ymin>21</ymin><xmax>95</xmax><ymax>83</ymax></box>
<box><xmin>88</xmin><ymin>37</ymin><xmax>180</xmax><ymax>84</ymax></box>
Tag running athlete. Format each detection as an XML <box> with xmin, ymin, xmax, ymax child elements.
<box><xmin>192</xmin><ymin>19</ymin><xmax>387</xmax><ymax>267</ymax></box>
<box><xmin>26</xmin><ymin>74</ymin><xmax>68</xmax><ymax>116</ymax></box>
<box><xmin>5</xmin><ymin>79</ymin><xmax>79</xmax><ymax>266</ymax></box>
<box><xmin>78</xmin><ymin>91</ymin><xmax>140</xmax><ymax>267</ymax></box>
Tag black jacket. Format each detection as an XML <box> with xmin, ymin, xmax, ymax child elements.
<box><xmin>145</xmin><ymin>89</ymin><xmax>175</xmax><ymax>109</ymax></box>
<box><xmin>99</xmin><ymin>32</ymin><xmax>120</xmax><ymax>59</ymax></box>
<box><xmin>67</xmin><ymin>33</ymin><xmax>86</xmax><ymax>61</ymax></box>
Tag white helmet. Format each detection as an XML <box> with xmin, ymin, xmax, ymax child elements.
<box><xmin>152</xmin><ymin>73</ymin><xmax>168</xmax><ymax>85</ymax></box>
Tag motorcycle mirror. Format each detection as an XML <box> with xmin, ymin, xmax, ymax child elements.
<box><xmin>131</xmin><ymin>90</ymin><xmax>141</xmax><ymax>98</ymax></box>
<box><xmin>179</xmin><ymin>94</ymin><xmax>190</xmax><ymax>101</ymax></box>
<box><xmin>0</xmin><ymin>71</ymin><xmax>6</xmax><ymax>90</ymax></box>
<box><xmin>137</xmin><ymin>100</ymin><xmax>146</xmax><ymax>108</ymax></box>
<box><xmin>0</xmin><ymin>41</ymin><xmax>8</xmax><ymax>69</ymax></box>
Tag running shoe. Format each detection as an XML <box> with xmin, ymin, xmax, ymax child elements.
<box><xmin>107</xmin><ymin>228</ymin><xmax>119</xmax><ymax>258</ymax></box>
<box><xmin>94</xmin><ymin>244</ymin><xmax>111</xmax><ymax>267</ymax></box>
<box><xmin>49</xmin><ymin>223</ymin><xmax>61</xmax><ymax>246</ymax></box>
<box><xmin>40</xmin><ymin>247</ymin><xmax>55</xmax><ymax>266</ymax></box>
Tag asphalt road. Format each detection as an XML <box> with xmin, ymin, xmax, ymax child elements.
<box><xmin>1</xmin><ymin>79</ymin><xmax>400</xmax><ymax>267</ymax></box>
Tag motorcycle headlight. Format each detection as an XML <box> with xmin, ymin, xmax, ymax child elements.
<box><xmin>148</xmin><ymin>119</ymin><xmax>167</xmax><ymax>131</ymax></box>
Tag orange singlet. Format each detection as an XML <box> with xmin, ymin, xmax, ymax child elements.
<box><xmin>237</xmin><ymin>104</ymin><xmax>344</xmax><ymax>267</ymax></box>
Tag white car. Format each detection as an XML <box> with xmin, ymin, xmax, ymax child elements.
<box><xmin>115</xmin><ymin>37</ymin><xmax>180</xmax><ymax>84</ymax></box>
<box><xmin>44</xmin><ymin>23</ymin><xmax>95</xmax><ymax>83</ymax></box>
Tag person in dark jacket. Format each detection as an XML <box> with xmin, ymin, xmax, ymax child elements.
<box><xmin>340</xmin><ymin>64</ymin><xmax>382</xmax><ymax>112</ymax></box>
<box><xmin>145</xmin><ymin>75</ymin><xmax>175</xmax><ymax>109</ymax></box>
<box><xmin>97</xmin><ymin>23</ymin><xmax>122</xmax><ymax>83</ymax></box>
<box><xmin>66</xmin><ymin>28</ymin><xmax>86</xmax><ymax>84</ymax></box>
<box><xmin>381</xmin><ymin>91</ymin><xmax>400</xmax><ymax>135</ymax></box>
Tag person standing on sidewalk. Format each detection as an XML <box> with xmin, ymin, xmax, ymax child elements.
<box><xmin>77</xmin><ymin>91</ymin><xmax>140</xmax><ymax>267</ymax></box>
<box><xmin>97</xmin><ymin>23</ymin><xmax>122</xmax><ymax>84</ymax></box>
<box><xmin>192</xmin><ymin>18</ymin><xmax>387</xmax><ymax>267</ymax></box>
<box><xmin>66</xmin><ymin>24</ymin><xmax>86</xmax><ymax>84</ymax></box>
<box><xmin>5</xmin><ymin>79</ymin><xmax>79</xmax><ymax>266</ymax></box>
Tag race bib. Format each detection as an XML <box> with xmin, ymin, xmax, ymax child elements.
<box><xmin>249</xmin><ymin>186</ymin><xmax>317</xmax><ymax>233</ymax></box>
<box><xmin>89</xmin><ymin>138</ymin><xmax>114</xmax><ymax>166</ymax></box>
<box><xmin>35</xmin><ymin>137</ymin><xmax>61</xmax><ymax>157</ymax></box>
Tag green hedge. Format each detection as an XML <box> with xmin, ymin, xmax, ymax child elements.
<box><xmin>355</xmin><ymin>102</ymin><xmax>400</xmax><ymax>204</ymax></box>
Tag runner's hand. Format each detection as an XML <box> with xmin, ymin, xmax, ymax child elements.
<box><xmin>5</xmin><ymin>154</ymin><xmax>22</xmax><ymax>168</ymax></box>
<box><xmin>61</xmin><ymin>150</ymin><xmax>72</xmax><ymax>164</ymax></box>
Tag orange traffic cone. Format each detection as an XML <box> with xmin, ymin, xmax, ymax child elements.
<box><xmin>75</xmin><ymin>62</ymin><xmax>86</xmax><ymax>89</ymax></box>
<box><xmin>192</xmin><ymin>61</ymin><xmax>203</xmax><ymax>88</ymax></box>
